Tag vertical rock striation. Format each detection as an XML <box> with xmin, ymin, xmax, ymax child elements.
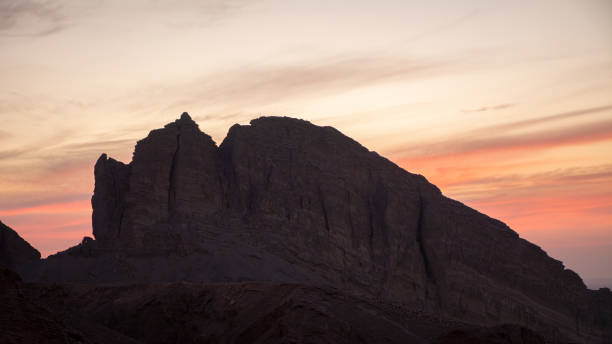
<box><xmin>92</xmin><ymin>113</ymin><xmax>222</xmax><ymax>248</ymax></box>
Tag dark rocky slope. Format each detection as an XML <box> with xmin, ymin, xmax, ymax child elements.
<box><xmin>2</xmin><ymin>266</ymin><xmax>545</xmax><ymax>343</ymax></box>
<box><xmin>0</xmin><ymin>268</ymin><xmax>139</xmax><ymax>344</ymax></box>
<box><xmin>24</xmin><ymin>281</ymin><xmax>442</xmax><ymax>343</ymax></box>
<box><xmin>14</xmin><ymin>113</ymin><xmax>612</xmax><ymax>343</ymax></box>
<box><xmin>0</xmin><ymin>220</ymin><xmax>40</xmax><ymax>270</ymax></box>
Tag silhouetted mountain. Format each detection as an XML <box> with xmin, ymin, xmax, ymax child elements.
<box><xmin>0</xmin><ymin>220</ymin><xmax>40</xmax><ymax>270</ymax></box>
<box><xmin>7</xmin><ymin>113</ymin><xmax>612</xmax><ymax>343</ymax></box>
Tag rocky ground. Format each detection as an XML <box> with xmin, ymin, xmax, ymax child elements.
<box><xmin>2</xmin><ymin>267</ymin><xmax>549</xmax><ymax>343</ymax></box>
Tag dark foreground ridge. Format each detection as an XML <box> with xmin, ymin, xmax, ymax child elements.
<box><xmin>0</xmin><ymin>266</ymin><xmax>547</xmax><ymax>344</ymax></box>
<box><xmin>3</xmin><ymin>113</ymin><xmax>612</xmax><ymax>343</ymax></box>
<box><xmin>0</xmin><ymin>220</ymin><xmax>40</xmax><ymax>270</ymax></box>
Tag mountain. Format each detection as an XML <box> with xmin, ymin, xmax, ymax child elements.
<box><xmin>10</xmin><ymin>113</ymin><xmax>612</xmax><ymax>343</ymax></box>
<box><xmin>0</xmin><ymin>220</ymin><xmax>40</xmax><ymax>270</ymax></box>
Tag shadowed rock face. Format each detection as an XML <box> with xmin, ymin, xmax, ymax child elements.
<box><xmin>0</xmin><ymin>267</ymin><xmax>141</xmax><ymax>344</ymax></box>
<box><xmin>16</xmin><ymin>113</ymin><xmax>612</xmax><ymax>343</ymax></box>
<box><xmin>0</xmin><ymin>221</ymin><xmax>40</xmax><ymax>270</ymax></box>
<box><xmin>91</xmin><ymin>154</ymin><xmax>130</xmax><ymax>243</ymax></box>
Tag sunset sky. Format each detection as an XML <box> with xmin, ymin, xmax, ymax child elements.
<box><xmin>0</xmin><ymin>0</ymin><xmax>611</xmax><ymax>287</ymax></box>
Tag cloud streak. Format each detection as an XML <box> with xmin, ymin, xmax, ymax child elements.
<box><xmin>0</xmin><ymin>0</ymin><xmax>66</xmax><ymax>37</ymax></box>
<box><xmin>159</xmin><ymin>54</ymin><xmax>459</xmax><ymax>116</ymax></box>
<box><xmin>463</xmin><ymin>166</ymin><xmax>612</xmax><ymax>188</ymax></box>
<box><xmin>152</xmin><ymin>0</ymin><xmax>254</xmax><ymax>29</ymax></box>
<box><xmin>461</xmin><ymin>103</ymin><xmax>515</xmax><ymax>113</ymax></box>
<box><xmin>0</xmin><ymin>192</ymin><xmax>90</xmax><ymax>210</ymax></box>
<box><xmin>0</xmin><ymin>0</ymin><xmax>251</xmax><ymax>38</ymax></box>
<box><xmin>396</xmin><ymin>105</ymin><xmax>612</xmax><ymax>161</ymax></box>
<box><xmin>0</xmin><ymin>199</ymin><xmax>90</xmax><ymax>217</ymax></box>
<box><xmin>476</xmin><ymin>104</ymin><xmax>612</xmax><ymax>133</ymax></box>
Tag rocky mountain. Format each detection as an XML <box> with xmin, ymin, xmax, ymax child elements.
<box><xmin>9</xmin><ymin>113</ymin><xmax>612</xmax><ymax>343</ymax></box>
<box><xmin>0</xmin><ymin>220</ymin><xmax>40</xmax><ymax>270</ymax></box>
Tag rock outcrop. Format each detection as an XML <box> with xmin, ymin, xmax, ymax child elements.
<box><xmin>18</xmin><ymin>113</ymin><xmax>612</xmax><ymax>343</ymax></box>
<box><xmin>91</xmin><ymin>153</ymin><xmax>130</xmax><ymax>243</ymax></box>
<box><xmin>0</xmin><ymin>221</ymin><xmax>40</xmax><ymax>270</ymax></box>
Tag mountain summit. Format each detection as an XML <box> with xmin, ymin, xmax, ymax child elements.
<box><xmin>11</xmin><ymin>113</ymin><xmax>612</xmax><ymax>343</ymax></box>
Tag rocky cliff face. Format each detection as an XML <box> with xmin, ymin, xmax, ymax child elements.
<box><xmin>0</xmin><ymin>221</ymin><xmax>40</xmax><ymax>270</ymax></box>
<box><xmin>19</xmin><ymin>113</ymin><xmax>612</xmax><ymax>343</ymax></box>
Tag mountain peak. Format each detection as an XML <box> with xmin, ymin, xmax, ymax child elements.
<box><xmin>180</xmin><ymin>112</ymin><xmax>191</xmax><ymax>121</ymax></box>
<box><xmin>163</xmin><ymin>111</ymin><xmax>199</xmax><ymax>132</ymax></box>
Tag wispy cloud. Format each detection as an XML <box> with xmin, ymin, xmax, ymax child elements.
<box><xmin>61</xmin><ymin>138</ymin><xmax>136</xmax><ymax>155</ymax></box>
<box><xmin>443</xmin><ymin>165</ymin><xmax>612</xmax><ymax>196</ymax></box>
<box><xmin>0</xmin><ymin>148</ymin><xmax>28</xmax><ymax>160</ymax></box>
<box><xmin>0</xmin><ymin>199</ymin><xmax>90</xmax><ymax>217</ymax></box>
<box><xmin>0</xmin><ymin>192</ymin><xmax>90</xmax><ymax>210</ymax></box>
<box><xmin>150</xmin><ymin>0</ymin><xmax>254</xmax><ymax>29</ymax></box>
<box><xmin>0</xmin><ymin>129</ymin><xmax>11</xmax><ymax>140</ymax></box>
<box><xmin>396</xmin><ymin>105</ymin><xmax>612</xmax><ymax>160</ymax></box>
<box><xmin>159</xmin><ymin>54</ymin><xmax>458</xmax><ymax>116</ymax></box>
<box><xmin>0</xmin><ymin>0</ymin><xmax>251</xmax><ymax>38</ymax></box>
<box><xmin>0</xmin><ymin>128</ymin><xmax>77</xmax><ymax>162</ymax></box>
<box><xmin>461</xmin><ymin>103</ymin><xmax>515</xmax><ymax>113</ymax></box>
<box><xmin>400</xmin><ymin>8</ymin><xmax>485</xmax><ymax>45</ymax></box>
<box><xmin>0</xmin><ymin>0</ymin><xmax>66</xmax><ymax>37</ymax></box>
<box><xmin>476</xmin><ymin>104</ymin><xmax>612</xmax><ymax>133</ymax></box>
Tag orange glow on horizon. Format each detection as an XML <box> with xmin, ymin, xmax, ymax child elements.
<box><xmin>396</xmin><ymin>133</ymin><xmax>612</xmax><ymax>173</ymax></box>
<box><xmin>0</xmin><ymin>200</ymin><xmax>91</xmax><ymax>217</ymax></box>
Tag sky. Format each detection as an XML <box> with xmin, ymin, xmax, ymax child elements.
<box><xmin>0</xmin><ymin>0</ymin><xmax>611</xmax><ymax>288</ymax></box>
